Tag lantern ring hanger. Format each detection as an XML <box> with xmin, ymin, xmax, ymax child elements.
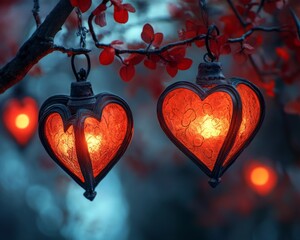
<box><xmin>203</xmin><ymin>24</ymin><xmax>220</xmax><ymax>63</ymax></box>
<box><xmin>71</xmin><ymin>53</ymin><xmax>91</xmax><ymax>82</ymax></box>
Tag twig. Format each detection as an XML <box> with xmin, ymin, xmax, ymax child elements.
<box><xmin>290</xmin><ymin>8</ymin><xmax>300</xmax><ymax>39</ymax></box>
<box><xmin>89</xmin><ymin>6</ymin><xmax>286</xmax><ymax>59</ymax></box>
<box><xmin>32</xmin><ymin>0</ymin><xmax>41</xmax><ymax>28</ymax></box>
<box><xmin>228</xmin><ymin>26</ymin><xmax>287</xmax><ymax>43</ymax></box>
<box><xmin>226</xmin><ymin>0</ymin><xmax>249</xmax><ymax>27</ymax></box>
<box><xmin>52</xmin><ymin>45</ymin><xmax>91</xmax><ymax>56</ymax></box>
<box><xmin>256</xmin><ymin>0</ymin><xmax>265</xmax><ymax>14</ymax></box>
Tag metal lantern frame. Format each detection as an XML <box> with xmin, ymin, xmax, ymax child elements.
<box><xmin>39</xmin><ymin>54</ymin><xmax>133</xmax><ymax>200</ymax></box>
<box><xmin>157</xmin><ymin>69</ymin><xmax>265</xmax><ymax>187</ymax></box>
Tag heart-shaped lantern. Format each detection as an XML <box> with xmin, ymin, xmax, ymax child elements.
<box><xmin>157</xmin><ymin>62</ymin><xmax>265</xmax><ymax>187</ymax></box>
<box><xmin>2</xmin><ymin>96</ymin><xmax>38</xmax><ymax>147</ymax></box>
<box><xmin>39</xmin><ymin>55</ymin><xmax>133</xmax><ymax>200</ymax></box>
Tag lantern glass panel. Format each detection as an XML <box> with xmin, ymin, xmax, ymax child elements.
<box><xmin>161</xmin><ymin>88</ymin><xmax>233</xmax><ymax>170</ymax></box>
<box><xmin>45</xmin><ymin>113</ymin><xmax>84</xmax><ymax>181</ymax></box>
<box><xmin>223</xmin><ymin>84</ymin><xmax>261</xmax><ymax>165</ymax></box>
<box><xmin>84</xmin><ymin>103</ymin><xmax>128</xmax><ymax>177</ymax></box>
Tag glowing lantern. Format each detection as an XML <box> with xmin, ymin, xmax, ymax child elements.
<box><xmin>39</xmin><ymin>54</ymin><xmax>133</xmax><ymax>200</ymax></box>
<box><xmin>245</xmin><ymin>162</ymin><xmax>277</xmax><ymax>195</ymax></box>
<box><xmin>157</xmin><ymin>61</ymin><xmax>265</xmax><ymax>187</ymax></box>
<box><xmin>2</xmin><ymin>96</ymin><xmax>38</xmax><ymax>146</ymax></box>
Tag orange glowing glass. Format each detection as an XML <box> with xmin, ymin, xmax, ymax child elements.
<box><xmin>157</xmin><ymin>62</ymin><xmax>264</xmax><ymax>186</ymax></box>
<box><xmin>3</xmin><ymin>97</ymin><xmax>38</xmax><ymax>146</ymax></box>
<box><xmin>39</xmin><ymin>54</ymin><xmax>133</xmax><ymax>200</ymax></box>
<box><xmin>44</xmin><ymin>103</ymin><xmax>128</xmax><ymax>182</ymax></box>
<box><xmin>161</xmin><ymin>88</ymin><xmax>233</xmax><ymax>171</ymax></box>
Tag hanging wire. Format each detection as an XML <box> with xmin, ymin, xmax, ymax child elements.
<box><xmin>203</xmin><ymin>24</ymin><xmax>220</xmax><ymax>62</ymax></box>
<box><xmin>75</xmin><ymin>7</ymin><xmax>89</xmax><ymax>48</ymax></box>
<box><xmin>71</xmin><ymin>53</ymin><xmax>91</xmax><ymax>82</ymax></box>
<box><xmin>71</xmin><ymin>8</ymin><xmax>91</xmax><ymax>82</ymax></box>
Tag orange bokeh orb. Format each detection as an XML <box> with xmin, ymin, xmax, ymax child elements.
<box><xmin>246</xmin><ymin>162</ymin><xmax>277</xmax><ymax>195</ymax></box>
<box><xmin>15</xmin><ymin>113</ymin><xmax>30</xmax><ymax>129</ymax></box>
<box><xmin>3</xmin><ymin>97</ymin><xmax>38</xmax><ymax>146</ymax></box>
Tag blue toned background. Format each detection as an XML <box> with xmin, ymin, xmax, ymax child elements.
<box><xmin>1</xmin><ymin>1</ymin><xmax>300</xmax><ymax>240</ymax></box>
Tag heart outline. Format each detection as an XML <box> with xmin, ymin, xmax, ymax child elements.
<box><xmin>39</xmin><ymin>93</ymin><xmax>133</xmax><ymax>196</ymax></box>
<box><xmin>157</xmin><ymin>81</ymin><xmax>242</xmax><ymax>182</ymax></box>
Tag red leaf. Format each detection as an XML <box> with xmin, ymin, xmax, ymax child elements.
<box><xmin>153</xmin><ymin>33</ymin><xmax>163</xmax><ymax>48</ymax></box>
<box><xmin>168</xmin><ymin>3</ymin><xmax>183</xmax><ymax>18</ymax></box>
<box><xmin>284</xmin><ymin>98</ymin><xmax>300</xmax><ymax>115</ymax></box>
<box><xmin>95</xmin><ymin>12</ymin><xmax>107</xmax><ymax>27</ymax></box>
<box><xmin>92</xmin><ymin>3</ymin><xmax>107</xmax><ymax>15</ymax></box>
<box><xmin>177</xmin><ymin>58</ymin><xmax>193</xmax><ymax>70</ymax></box>
<box><xmin>111</xmin><ymin>0</ymin><xmax>122</xmax><ymax>7</ymax></box>
<box><xmin>120</xmin><ymin>64</ymin><xmax>135</xmax><ymax>82</ymax></box>
<box><xmin>111</xmin><ymin>40</ymin><xmax>124</xmax><ymax>46</ymax></box>
<box><xmin>168</xmin><ymin>46</ymin><xmax>186</xmax><ymax>61</ymax></box>
<box><xmin>125</xmin><ymin>54</ymin><xmax>145</xmax><ymax>65</ymax></box>
<box><xmin>221</xmin><ymin>44</ymin><xmax>231</xmax><ymax>54</ymax></box>
<box><xmin>70</xmin><ymin>0</ymin><xmax>91</xmax><ymax>13</ymax></box>
<box><xmin>99</xmin><ymin>47</ymin><xmax>115</xmax><ymax>65</ymax></box>
<box><xmin>243</xmin><ymin>43</ymin><xmax>255</xmax><ymax>54</ymax></box>
<box><xmin>144</xmin><ymin>59</ymin><xmax>156</xmax><ymax>69</ymax></box>
<box><xmin>141</xmin><ymin>24</ymin><xmax>154</xmax><ymax>44</ymax></box>
<box><xmin>195</xmin><ymin>40</ymin><xmax>205</xmax><ymax>48</ymax></box>
<box><xmin>276</xmin><ymin>47</ymin><xmax>290</xmax><ymax>62</ymax></box>
<box><xmin>114</xmin><ymin>6</ymin><xmax>129</xmax><ymax>24</ymax></box>
<box><xmin>262</xmin><ymin>80</ymin><xmax>275</xmax><ymax>97</ymax></box>
<box><xmin>166</xmin><ymin>64</ymin><xmax>178</xmax><ymax>78</ymax></box>
<box><xmin>123</xmin><ymin>3</ymin><xmax>136</xmax><ymax>13</ymax></box>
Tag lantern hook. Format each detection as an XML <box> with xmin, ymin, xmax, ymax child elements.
<box><xmin>204</xmin><ymin>24</ymin><xmax>220</xmax><ymax>63</ymax></box>
<box><xmin>71</xmin><ymin>53</ymin><xmax>91</xmax><ymax>82</ymax></box>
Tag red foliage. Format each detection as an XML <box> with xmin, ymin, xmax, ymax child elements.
<box><xmin>141</xmin><ymin>23</ymin><xmax>164</xmax><ymax>48</ymax></box>
<box><xmin>99</xmin><ymin>47</ymin><xmax>115</xmax><ymax>65</ymax></box>
<box><xmin>284</xmin><ymin>98</ymin><xmax>300</xmax><ymax>115</ymax></box>
<box><xmin>120</xmin><ymin>64</ymin><xmax>135</xmax><ymax>82</ymax></box>
<box><xmin>162</xmin><ymin>46</ymin><xmax>193</xmax><ymax>77</ymax></box>
<box><xmin>93</xmin><ymin>4</ymin><xmax>107</xmax><ymax>27</ymax></box>
<box><xmin>69</xmin><ymin>0</ymin><xmax>91</xmax><ymax>13</ymax></box>
<box><xmin>111</xmin><ymin>0</ymin><xmax>135</xmax><ymax>24</ymax></box>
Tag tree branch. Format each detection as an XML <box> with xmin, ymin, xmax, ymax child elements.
<box><xmin>290</xmin><ymin>8</ymin><xmax>300</xmax><ymax>39</ymax></box>
<box><xmin>52</xmin><ymin>45</ymin><xmax>91</xmax><ymax>55</ymax></box>
<box><xmin>32</xmin><ymin>0</ymin><xmax>41</xmax><ymax>28</ymax></box>
<box><xmin>0</xmin><ymin>0</ymin><xmax>74</xmax><ymax>93</ymax></box>
<box><xmin>256</xmin><ymin>0</ymin><xmax>265</xmax><ymax>14</ymax></box>
<box><xmin>89</xmin><ymin>7</ymin><xmax>286</xmax><ymax>61</ymax></box>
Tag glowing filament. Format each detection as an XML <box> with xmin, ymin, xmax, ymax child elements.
<box><xmin>250</xmin><ymin>167</ymin><xmax>269</xmax><ymax>186</ymax></box>
<box><xmin>85</xmin><ymin>133</ymin><xmax>102</xmax><ymax>153</ymax></box>
<box><xmin>194</xmin><ymin>115</ymin><xmax>226</xmax><ymax>139</ymax></box>
<box><xmin>15</xmin><ymin>113</ymin><xmax>30</xmax><ymax>129</ymax></box>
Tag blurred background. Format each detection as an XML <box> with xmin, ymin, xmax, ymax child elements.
<box><xmin>0</xmin><ymin>0</ymin><xmax>300</xmax><ymax>239</ymax></box>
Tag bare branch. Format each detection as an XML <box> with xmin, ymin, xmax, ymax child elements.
<box><xmin>290</xmin><ymin>8</ymin><xmax>300</xmax><ymax>39</ymax></box>
<box><xmin>89</xmin><ymin>10</ymin><xmax>285</xmax><ymax>60</ymax></box>
<box><xmin>0</xmin><ymin>0</ymin><xmax>75</xmax><ymax>93</ymax></box>
<box><xmin>32</xmin><ymin>0</ymin><xmax>42</xmax><ymax>28</ymax></box>
<box><xmin>52</xmin><ymin>45</ymin><xmax>91</xmax><ymax>56</ymax></box>
<box><xmin>228</xmin><ymin>26</ymin><xmax>288</xmax><ymax>43</ymax></box>
<box><xmin>256</xmin><ymin>0</ymin><xmax>265</xmax><ymax>14</ymax></box>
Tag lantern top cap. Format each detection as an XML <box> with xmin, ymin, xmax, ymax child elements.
<box><xmin>196</xmin><ymin>62</ymin><xmax>226</xmax><ymax>86</ymax></box>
